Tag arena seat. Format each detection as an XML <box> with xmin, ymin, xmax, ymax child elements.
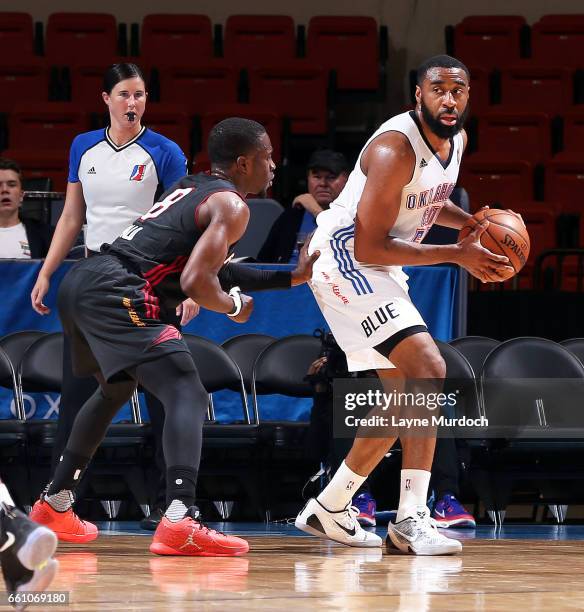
<box><xmin>560</xmin><ymin>338</ymin><xmax>584</xmax><ymax>364</ymax></box>
<box><xmin>452</xmin><ymin>15</ymin><xmax>526</xmax><ymax>70</ymax></box>
<box><xmin>141</xmin><ymin>14</ymin><xmax>213</xmax><ymax>66</ymax></box>
<box><xmin>0</xmin><ymin>12</ymin><xmax>35</xmax><ymax>62</ymax></box>
<box><xmin>561</xmin><ymin>111</ymin><xmax>584</xmax><ymax>153</ymax></box>
<box><xmin>143</xmin><ymin>103</ymin><xmax>191</xmax><ymax>156</ymax></box>
<box><xmin>251</xmin><ymin>334</ymin><xmax>321</xmax><ymax>421</ymax></box>
<box><xmin>546</xmin><ymin>154</ymin><xmax>584</xmax><ymax>213</ymax></box>
<box><xmin>200</xmin><ymin>105</ymin><xmax>282</xmax><ymax>162</ymax></box>
<box><xmin>0</xmin><ymin>63</ymin><xmax>49</xmax><ymax>113</ymax></box>
<box><xmin>224</xmin><ymin>15</ymin><xmax>296</xmax><ymax>68</ymax></box>
<box><xmin>458</xmin><ymin>157</ymin><xmax>533</xmax><ymax>211</ymax></box>
<box><xmin>249</xmin><ymin>62</ymin><xmax>328</xmax><ymax>134</ymax></box>
<box><xmin>465</xmin><ymin>66</ymin><xmax>491</xmax><ymax>115</ymax></box>
<box><xmin>0</xmin><ymin>149</ymin><xmax>68</xmax><ymax>192</ymax></box>
<box><xmin>307</xmin><ymin>16</ymin><xmax>379</xmax><ymax>90</ymax></box>
<box><xmin>499</xmin><ymin>67</ymin><xmax>574</xmax><ymax>115</ymax></box>
<box><xmin>450</xmin><ymin>336</ymin><xmax>500</xmax><ymax>378</ymax></box>
<box><xmin>233</xmin><ymin>198</ymin><xmax>284</xmax><ymax>260</ymax></box>
<box><xmin>476</xmin><ymin>112</ymin><xmax>552</xmax><ymax>163</ymax></box>
<box><xmin>158</xmin><ymin>63</ymin><xmax>238</xmax><ymax>114</ymax></box>
<box><xmin>70</xmin><ymin>63</ymin><xmax>135</xmax><ymax>113</ymax></box>
<box><xmin>221</xmin><ymin>334</ymin><xmax>275</xmax><ymax>393</ymax></box>
<box><xmin>46</xmin><ymin>13</ymin><xmax>118</xmax><ymax>65</ymax></box>
<box><xmin>7</xmin><ymin>103</ymin><xmax>89</xmax><ymax>151</ymax></box>
<box><xmin>477</xmin><ymin>337</ymin><xmax>584</xmax><ymax>521</ymax></box>
<box><xmin>531</xmin><ymin>14</ymin><xmax>584</xmax><ymax>68</ymax></box>
<box><xmin>182</xmin><ymin>334</ymin><xmax>250</xmax><ymax>423</ymax></box>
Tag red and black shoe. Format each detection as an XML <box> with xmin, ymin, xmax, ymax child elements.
<box><xmin>150</xmin><ymin>507</ymin><xmax>249</xmax><ymax>557</ymax></box>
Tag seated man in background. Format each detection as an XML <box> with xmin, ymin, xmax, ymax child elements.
<box><xmin>0</xmin><ymin>158</ymin><xmax>52</xmax><ymax>259</ymax></box>
<box><xmin>258</xmin><ymin>150</ymin><xmax>350</xmax><ymax>263</ymax></box>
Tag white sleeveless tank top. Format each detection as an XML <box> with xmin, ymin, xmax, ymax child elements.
<box><xmin>316</xmin><ymin>111</ymin><xmax>464</xmax><ymax>244</ymax></box>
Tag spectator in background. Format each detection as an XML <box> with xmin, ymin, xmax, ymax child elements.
<box><xmin>258</xmin><ymin>149</ymin><xmax>350</xmax><ymax>263</ymax></box>
<box><xmin>0</xmin><ymin>158</ymin><xmax>52</xmax><ymax>259</ymax></box>
<box><xmin>29</xmin><ymin>63</ymin><xmax>192</xmax><ymax>530</ymax></box>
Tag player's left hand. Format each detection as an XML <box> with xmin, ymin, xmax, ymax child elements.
<box><xmin>291</xmin><ymin>233</ymin><xmax>320</xmax><ymax>286</ymax></box>
<box><xmin>176</xmin><ymin>298</ymin><xmax>200</xmax><ymax>325</ymax></box>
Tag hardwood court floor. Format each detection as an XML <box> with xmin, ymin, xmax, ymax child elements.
<box><xmin>42</xmin><ymin>523</ymin><xmax>584</xmax><ymax>611</ymax></box>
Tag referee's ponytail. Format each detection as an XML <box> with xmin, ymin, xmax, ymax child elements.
<box><xmin>103</xmin><ymin>63</ymin><xmax>146</xmax><ymax>94</ymax></box>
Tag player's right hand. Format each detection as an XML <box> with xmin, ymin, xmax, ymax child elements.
<box><xmin>456</xmin><ymin>221</ymin><xmax>515</xmax><ymax>283</ymax></box>
<box><xmin>31</xmin><ymin>275</ymin><xmax>51</xmax><ymax>315</ymax></box>
<box><xmin>231</xmin><ymin>294</ymin><xmax>254</xmax><ymax>323</ymax></box>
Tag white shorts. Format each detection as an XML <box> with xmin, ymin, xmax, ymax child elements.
<box><xmin>308</xmin><ymin>226</ymin><xmax>427</xmax><ymax>371</ymax></box>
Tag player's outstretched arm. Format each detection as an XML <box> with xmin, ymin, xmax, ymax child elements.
<box><xmin>218</xmin><ymin>237</ymin><xmax>320</xmax><ymax>292</ymax></box>
<box><xmin>180</xmin><ymin>192</ymin><xmax>252</xmax><ymax>319</ymax></box>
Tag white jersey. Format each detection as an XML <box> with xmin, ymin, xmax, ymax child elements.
<box><xmin>68</xmin><ymin>127</ymin><xmax>187</xmax><ymax>252</ymax></box>
<box><xmin>308</xmin><ymin>111</ymin><xmax>465</xmax><ymax>371</ymax></box>
<box><xmin>316</xmin><ymin>110</ymin><xmax>464</xmax><ymax>245</ymax></box>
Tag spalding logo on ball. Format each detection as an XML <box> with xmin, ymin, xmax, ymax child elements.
<box><xmin>459</xmin><ymin>209</ymin><xmax>530</xmax><ymax>280</ymax></box>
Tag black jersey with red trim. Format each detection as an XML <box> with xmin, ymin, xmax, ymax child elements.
<box><xmin>105</xmin><ymin>172</ymin><xmax>243</xmax><ymax>312</ymax></box>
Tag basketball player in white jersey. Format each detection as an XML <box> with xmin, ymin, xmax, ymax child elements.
<box><xmin>296</xmin><ymin>55</ymin><xmax>514</xmax><ymax>555</ymax></box>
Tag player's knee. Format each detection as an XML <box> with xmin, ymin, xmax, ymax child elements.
<box><xmin>422</xmin><ymin>353</ymin><xmax>446</xmax><ymax>380</ymax></box>
<box><xmin>100</xmin><ymin>380</ymin><xmax>135</xmax><ymax>404</ymax></box>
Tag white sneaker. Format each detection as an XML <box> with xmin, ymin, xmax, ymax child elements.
<box><xmin>295</xmin><ymin>498</ymin><xmax>382</xmax><ymax>547</ymax></box>
<box><xmin>386</xmin><ymin>506</ymin><xmax>462</xmax><ymax>556</ymax></box>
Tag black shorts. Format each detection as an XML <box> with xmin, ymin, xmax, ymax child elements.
<box><xmin>57</xmin><ymin>254</ymin><xmax>190</xmax><ymax>383</ymax></box>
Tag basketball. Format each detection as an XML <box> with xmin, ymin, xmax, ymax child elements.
<box><xmin>459</xmin><ymin>209</ymin><xmax>530</xmax><ymax>279</ymax></box>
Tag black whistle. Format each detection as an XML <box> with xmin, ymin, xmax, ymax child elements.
<box><xmin>126</xmin><ymin>112</ymin><xmax>136</xmax><ymax>121</ymax></box>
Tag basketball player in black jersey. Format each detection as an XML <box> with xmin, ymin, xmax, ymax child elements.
<box><xmin>29</xmin><ymin>118</ymin><xmax>319</xmax><ymax>556</ymax></box>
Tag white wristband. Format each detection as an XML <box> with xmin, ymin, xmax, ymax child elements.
<box><xmin>226</xmin><ymin>286</ymin><xmax>242</xmax><ymax>317</ymax></box>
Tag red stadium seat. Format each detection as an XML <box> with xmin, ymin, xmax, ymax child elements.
<box><xmin>192</xmin><ymin>152</ymin><xmax>210</xmax><ymax>173</ymax></box>
<box><xmin>141</xmin><ymin>14</ymin><xmax>213</xmax><ymax>67</ymax></box>
<box><xmin>453</xmin><ymin>15</ymin><xmax>525</xmax><ymax>70</ymax></box>
<box><xmin>0</xmin><ymin>149</ymin><xmax>69</xmax><ymax>191</ymax></box>
<box><xmin>466</xmin><ymin>66</ymin><xmax>490</xmax><ymax>115</ymax></box>
<box><xmin>307</xmin><ymin>16</ymin><xmax>378</xmax><ymax>90</ymax></box>
<box><xmin>70</xmin><ymin>61</ymin><xmax>135</xmax><ymax>113</ymax></box>
<box><xmin>531</xmin><ymin>15</ymin><xmax>584</xmax><ymax>68</ymax></box>
<box><xmin>500</xmin><ymin>67</ymin><xmax>573</xmax><ymax>115</ymax></box>
<box><xmin>224</xmin><ymin>15</ymin><xmax>296</xmax><ymax>67</ymax></box>
<box><xmin>201</xmin><ymin>105</ymin><xmax>282</xmax><ymax>162</ymax></box>
<box><xmin>0</xmin><ymin>12</ymin><xmax>35</xmax><ymax>62</ymax></box>
<box><xmin>562</xmin><ymin>111</ymin><xmax>584</xmax><ymax>153</ymax></box>
<box><xmin>143</xmin><ymin>103</ymin><xmax>191</xmax><ymax>157</ymax></box>
<box><xmin>249</xmin><ymin>63</ymin><xmax>328</xmax><ymax>134</ymax></box>
<box><xmin>546</xmin><ymin>154</ymin><xmax>584</xmax><ymax>214</ymax></box>
<box><xmin>458</xmin><ymin>156</ymin><xmax>533</xmax><ymax>211</ymax></box>
<box><xmin>8</xmin><ymin>103</ymin><xmax>89</xmax><ymax>151</ymax></box>
<box><xmin>0</xmin><ymin>63</ymin><xmax>49</xmax><ymax>113</ymax></box>
<box><xmin>158</xmin><ymin>63</ymin><xmax>238</xmax><ymax>114</ymax></box>
<box><xmin>477</xmin><ymin>112</ymin><xmax>551</xmax><ymax>163</ymax></box>
<box><xmin>46</xmin><ymin>13</ymin><xmax>118</xmax><ymax>65</ymax></box>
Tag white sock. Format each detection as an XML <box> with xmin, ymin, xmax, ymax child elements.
<box><xmin>165</xmin><ymin>499</ymin><xmax>188</xmax><ymax>523</ymax></box>
<box><xmin>0</xmin><ymin>483</ymin><xmax>14</xmax><ymax>507</ymax></box>
<box><xmin>317</xmin><ymin>461</ymin><xmax>367</xmax><ymax>512</ymax></box>
<box><xmin>45</xmin><ymin>489</ymin><xmax>74</xmax><ymax>513</ymax></box>
<box><xmin>396</xmin><ymin>469</ymin><xmax>431</xmax><ymax>522</ymax></box>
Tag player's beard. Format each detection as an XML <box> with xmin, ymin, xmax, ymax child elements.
<box><xmin>420</xmin><ymin>99</ymin><xmax>469</xmax><ymax>139</ymax></box>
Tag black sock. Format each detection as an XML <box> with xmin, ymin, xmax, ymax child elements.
<box><xmin>166</xmin><ymin>466</ymin><xmax>197</xmax><ymax>508</ymax></box>
<box><xmin>47</xmin><ymin>450</ymin><xmax>91</xmax><ymax>495</ymax></box>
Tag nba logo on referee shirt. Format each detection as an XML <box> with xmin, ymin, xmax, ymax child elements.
<box><xmin>129</xmin><ymin>164</ymin><xmax>146</xmax><ymax>181</ymax></box>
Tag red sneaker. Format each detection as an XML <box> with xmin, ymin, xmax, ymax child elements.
<box><xmin>150</xmin><ymin>509</ymin><xmax>249</xmax><ymax>557</ymax></box>
<box><xmin>29</xmin><ymin>499</ymin><xmax>98</xmax><ymax>543</ymax></box>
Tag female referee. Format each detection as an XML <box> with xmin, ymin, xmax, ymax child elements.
<box><xmin>30</xmin><ymin>63</ymin><xmax>195</xmax><ymax>526</ymax></box>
